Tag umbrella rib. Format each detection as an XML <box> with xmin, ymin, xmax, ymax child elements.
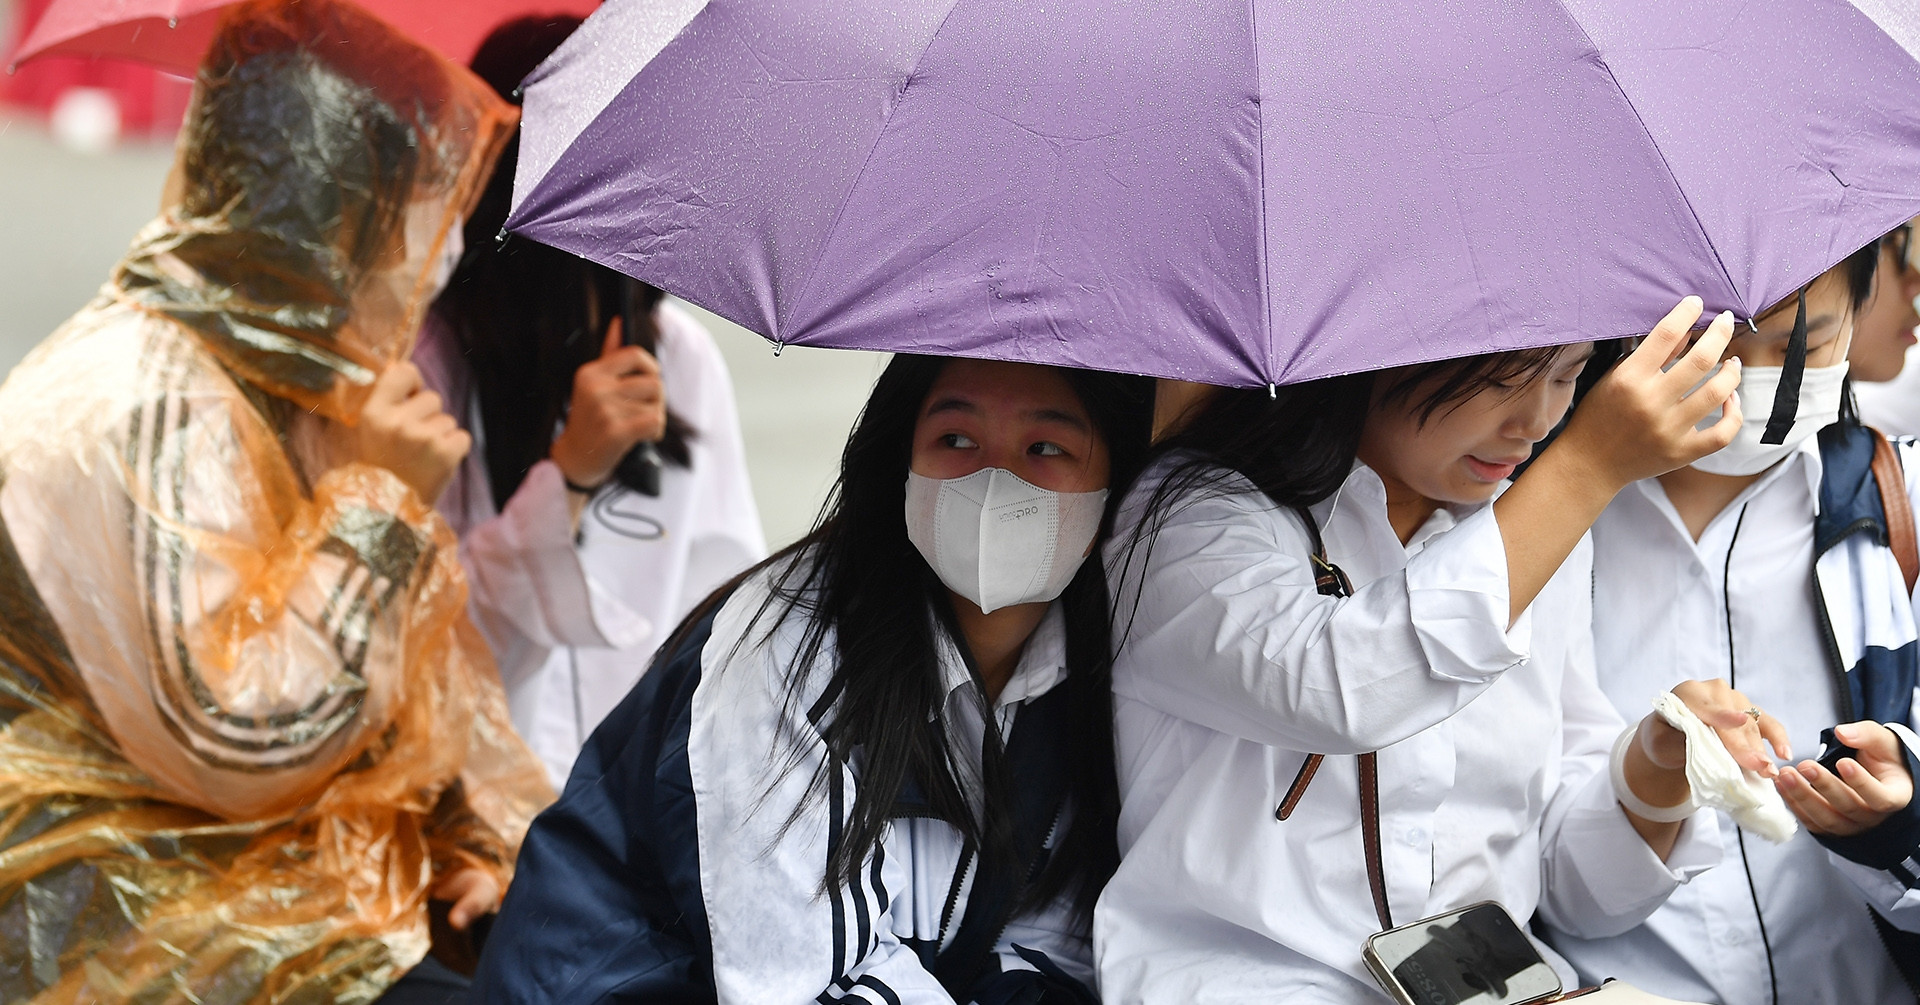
<box><xmin>1249</xmin><ymin>0</ymin><xmax>1274</xmax><ymax>385</ymax></box>
<box><xmin>1547</xmin><ymin>0</ymin><xmax>1743</xmax><ymax>312</ymax></box>
<box><xmin>784</xmin><ymin>0</ymin><xmax>971</xmax><ymax>340</ymax></box>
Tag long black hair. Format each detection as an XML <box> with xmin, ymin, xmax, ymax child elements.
<box><xmin>436</xmin><ymin>17</ymin><xmax>694</xmax><ymax>510</ymax></box>
<box><xmin>673</xmin><ymin>354</ymin><xmax>1151</xmax><ymax>925</ymax></box>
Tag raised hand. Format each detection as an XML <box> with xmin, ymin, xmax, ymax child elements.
<box><xmin>1494</xmin><ymin>298</ymin><xmax>1743</xmax><ymax>627</ymax></box>
<box><xmin>354</xmin><ymin>361</ymin><xmax>472</xmax><ymax>505</ymax></box>
<box><xmin>549</xmin><ymin>318</ymin><xmax>667</xmax><ymax>491</ymax></box>
<box><xmin>1553</xmin><ymin>296</ymin><xmax>1743</xmax><ymax>489</ymax></box>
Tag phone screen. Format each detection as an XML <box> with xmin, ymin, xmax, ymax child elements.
<box><xmin>1364</xmin><ymin>902</ymin><xmax>1563</xmax><ymax>1005</ymax></box>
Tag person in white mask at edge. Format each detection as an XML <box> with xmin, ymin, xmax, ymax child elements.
<box><xmin>1094</xmin><ymin>296</ymin><xmax>1778</xmax><ymax>1004</ymax></box>
<box><xmin>415</xmin><ymin>18</ymin><xmax>764</xmax><ymax>787</ymax></box>
<box><xmin>470</xmin><ymin>356</ymin><xmax>1155</xmax><ymax>1004</ymax></box>
<box><xmin>1546</xmin><ymin>241</ymin><xmax>1920</xmax><ymax>1004</ymax></box>
<box><xmin>1849</xmin><ymin>219</ymin><xmax>1920</xmax><ymax>434</ymax></box>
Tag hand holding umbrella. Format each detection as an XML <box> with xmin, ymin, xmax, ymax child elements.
<box><xmin>1493</xmin><ymin>297</ymin><xmax>1742</xmax><ymax>625</ymax></box>
<box><xmin>549</xmin><ymin>317</ymin><xmax>668</xmax><ymax>521</ymax></box>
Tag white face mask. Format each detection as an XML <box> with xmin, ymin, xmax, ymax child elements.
<box><xmin>904</xmin><ymin>468</ymin><xmax>1108</xmax><ymax>614</ymax></box>
<box><xmin>1690</xmin><ymin>360</ymin><xmax>1849</xmax><ymax>476</ymax></box>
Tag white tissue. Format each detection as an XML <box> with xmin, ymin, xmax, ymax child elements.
<box><xmin>1652</xmin><ymin>692</ymin><xmax>1798</xmax><ymax>844</ymax></box>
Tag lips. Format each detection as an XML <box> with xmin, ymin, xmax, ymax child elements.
<box><xmin>1465</xmin><ymin>456</ymin><xmax>1525</xmax><ymax>482</ymax></box>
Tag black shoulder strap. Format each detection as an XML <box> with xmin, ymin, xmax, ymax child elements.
<box><xmin>932</xmin><ymin>685</ymin><xmax>1075</xmax><ymax>994</ymax></box>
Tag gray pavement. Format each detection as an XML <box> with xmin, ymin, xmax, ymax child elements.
<box><xmin>0</xmin><ymin>111</ymin><xmax>885</xmax><ymax>548</ymax></box>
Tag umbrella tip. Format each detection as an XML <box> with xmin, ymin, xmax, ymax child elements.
<box><xmin>1267</xmin><ymin>383</ymin><xmax>1277</xmax><ymax>399</ymax></box>
<box><xmin>493</xmin><ymin>228</ymin><xmax>510</xmax><ymax>248</ymax></box>
<box><xmin>511</xmin><ymin>85</ymin><xmax>524</xmax><ymax>102</ymax></box>
<box><xmin>773</xmin><ymin>341</ymin><xmax>786</xmax><ymax>357</ymax></box>
<box><xmin>167</xmin><ymin>16</ymin><xmax>177</xmax><ymax>27</ymax></box>
<box><xmin>1746</xmin><ymin>316</ymin><xmax>1758</xmax><ymax>332</ymax></box>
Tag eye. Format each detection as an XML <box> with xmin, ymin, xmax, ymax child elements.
<box><xmin>939</xmin><ymin>432</ymin><xmax>978</xmax><ymax>449</ymax></box>
<box><xmin>1029</xmin><ymin>441</ymin><xmax>1068</xmax><ymax>457</ymax></box>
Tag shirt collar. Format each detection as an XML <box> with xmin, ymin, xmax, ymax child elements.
<box><xmin>1318</xmin><ymin>461</ymin><xmax>1487</xmax><ymax>553</ymax></box>
<box><xmin>1630</xmin><ymin>434</ymin><xmax>1823</xmax><ymax>515</ymax></box>
<box><xmin>934</xmin><ymin>602</ymin><xmax>1071</xmax><ymax>710</ymax></box>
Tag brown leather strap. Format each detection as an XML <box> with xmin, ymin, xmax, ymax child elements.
<box><xmin>1870</xmin><ymin>427</ymin><xmax>1919</xmax><ymax>597</ymax></box>
<box><xmin>1278</xmin><ymin>508</ymin><xmax>1390</xmax><ymax>928</ymax></box>
<box><xmin>1358</xmin><ymin>751</ymin><xmax>1392</xmax><ymax>930</ymax></box>
<box><xmin>1275</xmin><ymin>754</ymin><xmax>1323</xmax><ymax>821</ymax></box>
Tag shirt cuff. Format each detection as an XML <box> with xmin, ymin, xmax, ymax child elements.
<box><xmin>500</xmin><ymin>462</ymin><xmax>651</xmax><ymax>648</ymax></box>
<box><xmin>1403</xmin><ymin>505</ymin><xmax>1532</xmax><ymax>684</ymax></box>
<box><xmin>1564</xmin><ymin>767</ymin><xmax>1722</xmax><ymax>918</ymax></box>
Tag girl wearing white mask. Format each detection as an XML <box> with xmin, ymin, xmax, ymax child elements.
<box><xmin>473</xmin><ymin>355</ymin><xmax>1154</xmax><ymax>1004</ymax></box>
<box><xmin>1550</xmin><ymin>244</ymin><xmax>1920</xmax><ymax>1004</ymax></box>
<box><xmin>1096</xmin><ymin>300</ymin><xmax>1780</xmax><ymax>1002</ymax></box>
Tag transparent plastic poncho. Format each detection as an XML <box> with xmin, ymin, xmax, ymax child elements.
<box><xmin>0</xmin><ymin>1</ymin><xmax>552</xmax><ymax>1000</ymax></box>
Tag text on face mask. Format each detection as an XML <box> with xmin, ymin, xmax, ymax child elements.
<box><xmin>998</xmin><ymin>504</ymin><xmax>1043</xmax><ymax>523</ymax></box>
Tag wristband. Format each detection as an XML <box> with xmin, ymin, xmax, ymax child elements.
<box><xmin>563</xmin><ymin>476</ymin><xmax>604</xmax><ymax>496</ymax></box>
<box><xmin>1611</xmin><ymin>724</ymin><xmax>1697</xmax><ymax>823</ymax></box>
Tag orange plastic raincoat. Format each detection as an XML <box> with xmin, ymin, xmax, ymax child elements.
<box><xmin>0</xmin><ymin>1</ymin><xmax>552</xmax><ymax>1000</ymax></box>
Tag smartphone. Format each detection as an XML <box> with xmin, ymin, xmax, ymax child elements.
<box><xmin>1363</xmin><ymin>901</ymin><xmax>1563</xmax><ymax>1005</ymax></box>
<box><xmin>1815</xmin><ymin>726</ymin><xmax>1859</xmax><ymax>776</ymax></box>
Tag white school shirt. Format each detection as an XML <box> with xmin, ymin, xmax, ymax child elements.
<box><xmin>1549</xmin><ymin>440</ymin><xmax>1912</xmax><ymax>1004</ymax></box>
<box><xmin>1094</xmin><ymin>459</ymin><xmax>1718</xmax><ymax>1004</ymax></box>
<box><xmin>416</xmin><ymin>301</ymin><xmax>766</xmax><ymax>786</ymax></box>
<box><xmin>691</xmin><ymin>559</ymin><xmax>1092</xmax><ymax>1002</ymax></box>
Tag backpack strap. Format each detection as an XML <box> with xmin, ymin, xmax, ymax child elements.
<box><xmin>1275</xmin><ymin>508</ymin><xmax>1392</xmax><ymax>931</ymax></box>
<box><xmin>1869</xmin><ymin>427</ymin><xmax>1918</xmax><ymax>597</ymax></box>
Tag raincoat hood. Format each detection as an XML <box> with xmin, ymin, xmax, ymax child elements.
<box><xmin>116</xmin><ymin>0</ymin><xmax>515</xmax><ymax>421</ymax></box>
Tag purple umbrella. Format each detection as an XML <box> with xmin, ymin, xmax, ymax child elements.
<box><xmin>508</xmin><ymin>0</ymin><xmax>1920</xmax><ymax>387</ymax></box>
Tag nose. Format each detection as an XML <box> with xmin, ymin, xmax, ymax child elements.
<box><xmin>1507</xmin><ymin>382</ymin><xmax>1563</xmax><ymax>444</ymax></box>
<box><xmin>1902</xmin><ymin>266</ymin><xmax>1920</xmax><ymax>323</ymax></box>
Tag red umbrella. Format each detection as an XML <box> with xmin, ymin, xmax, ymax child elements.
<box><xmin>7</xmin><ymin>0</ymin><xmax>600</xmax><ymax>74</ymax></box>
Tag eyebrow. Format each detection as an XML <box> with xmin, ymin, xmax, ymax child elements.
<box><xmin>923</xmin><ymin>397</ymin><xmax>979</xmax><ymax>418</ymax></box>
<box><xmin>1027</xmin><ymin>407</ymin><xmax>1091</xmax><ymax>433</ymax></box>
<box><xmin>922</xmin><ymin>398</ymin><xmax>1092</xmax><ymax>433</ymax></box>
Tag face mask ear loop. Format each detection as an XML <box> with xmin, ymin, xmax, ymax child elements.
<box><xmin>1760</xmin><ymin>289</ymin><xmax>1808</xmax><ymax>445</ymax></box>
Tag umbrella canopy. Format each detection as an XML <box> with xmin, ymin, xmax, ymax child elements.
<box><xmin>9</xmin><ymin>0</ymin><xmax>600</xmax><ymax>73</ymax></box>
<box><xmin>508</xmin><ymin>0</ymin><xmax>1920</xmax><ymax>387</ymax></box>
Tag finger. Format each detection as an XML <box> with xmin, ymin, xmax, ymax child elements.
<box><xmin>441</xmin><ymin>428</ymin><xmax>473</xmax><ymax>460</ymax></box>
<box><xmin>1833</xmin><ymin>757</ymin><xmax>1905</xmax><ymax>812</ymax></box>
<box><xmin>1800</xmin><ymin>760</ymin><xmax>1882</xmax><ymax>824</ymax></box>
<box><xmin>602</xmin><ymin>316</ymin><xmax>624</xmax><ymax>358</ymax></box>
<box><xmin>1684</xmin><ymin>378</ymin><xmax>1743</xmax><ymax>455</ymax></box>
<box><xmin>416</xmin><ymin>411</ymin><xmax>459</xmax><ymax>438</ymax></box>
<box><xmin>1758</xmin><ymin>712</ymin><xmax>1793</xmax><ymax>762</ymax></box>
<box><xmin>612</xmin><ymin>374</ymin><xmax>666</xmax><ymax>400</ymax></box>
<box><xmin>1668</xmin><ymin>310</ymin><xmax>1737</xmax><ymax>386</ymax></box>
<box><xmin>1622</xmin><ymin>297</ymin><xmax>1706</xmax><ymax>376</ymax></box>
<box><xmin>1695</xmin><ymin>701</ymin><xmax>1753</xmax><ymax>731</ymax></box>
<box><xmin>1676</xmin><ymin>354</ymin><xmax>1741</xmax><ymax>427</ymax></box>
<box><xmin>1717</xmin><ymin>723</ymin><xmax>1778</xmax><ymax>777</ymax></box>
<box><xmin>603</xmin><ymin>345</ymin><xmax>661</xmax><ymax>378</ymax></box>
<box><xmin>1777</xmin><ymin>769</ymin><xmax>1854</xmax><ymax>833</ymax></box>
<box><xmin>449</xmin><ymin>889</ymin><xmax>485</xmax><ymax>931</ymax></box>
<box><xmin>1835</xmin><ymin>721</ymin><xmax>1905</xmax><ymax>769</ymax></box>
<box><xmin>369</xmin><ymin>361</ymin><xmax>423</xmax><ymax>407</ymax></box>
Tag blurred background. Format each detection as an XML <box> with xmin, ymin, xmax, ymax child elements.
<box><xmin>0</xmin><ymin>0</ymin><xmax>887</xmax><ymax>548</ymax></box>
